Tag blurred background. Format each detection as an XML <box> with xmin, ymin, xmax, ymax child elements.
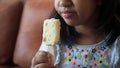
<box><xmin>0</xmin><ymin>0</ymin><xmax>53</xmax><ymax>68</ymax></box>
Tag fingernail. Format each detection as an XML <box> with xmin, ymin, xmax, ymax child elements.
<box><xmin>38</xmin><ymin>52</ymin><xmax>42</xmax><ymax>55</ymax></box>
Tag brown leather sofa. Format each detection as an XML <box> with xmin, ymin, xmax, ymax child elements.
<box><xmin>0</xmin><ymin>0</ymin><xmax>53</xmax><ymax>68</ymax></box>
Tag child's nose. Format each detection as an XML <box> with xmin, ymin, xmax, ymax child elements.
<box><xmin>59</xmin><ymin>0</ymin><xmax>73</xmax><ymax>7</ymax></box>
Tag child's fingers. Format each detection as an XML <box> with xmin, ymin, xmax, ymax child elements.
<box><xmin>47</xmin><ymin>53</ymin><xmax>54</xmax><ymax>66</ymax></box>
<box><xmin>32</xmin><ymin>51</ymin><xmax>49</xmax><ymax>67</ymax></box>
<box><xmin>34</xmin><ymin>63</ymin><xmax>49</xmax><ymax>68</ymax></box>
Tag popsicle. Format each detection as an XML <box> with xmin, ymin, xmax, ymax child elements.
<box><xmin>42</xmin><ymin>18</ymin><xmax>61</xmax><ymax>46</ymax></box>
<box><xmin>39</xmin><ymin>18</ymin><xmax>61</xmax><ymax>66</ymax></box>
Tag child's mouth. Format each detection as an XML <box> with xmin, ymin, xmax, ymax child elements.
<box><xmin>61</xmin><ymin>11</ymin><xmax>76</xmax><ymax>19</ymax></box>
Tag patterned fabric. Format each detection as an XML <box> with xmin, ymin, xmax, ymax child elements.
<box><xmin>60</xmin><ymin>43</ymin><xmax>111</xmax><ymax>68</ymax></box>
<box><xmin>55</xmin><ymin>39</ymin><xmax>120</xmax><ymax>68</ymax></box>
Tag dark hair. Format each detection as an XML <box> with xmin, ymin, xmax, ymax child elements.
<box><xmin>49</xmin><ymin>0</ymin><xmax>120</xmax><ymax>47</ymax></box>
<box><xmin>95</xmin><ymin>0</ymin><xmax>120</xmax><ymax>44</ymax></box>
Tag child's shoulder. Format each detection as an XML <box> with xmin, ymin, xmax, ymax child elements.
<box><xmin>115</xmin><ymin>35</ymin><xmax>120</xmax><ymax>67</ymax></box>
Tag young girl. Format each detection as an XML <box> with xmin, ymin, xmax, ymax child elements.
<box><xmin>31</xmin><ymin>0</ymin><xmax>120</xmax><ymax>68</ymax></box>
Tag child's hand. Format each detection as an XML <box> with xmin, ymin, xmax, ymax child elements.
<box><xmin>31</xmin><ymin>51</ymin><xmax>55</xmax><ymax>68</ymax></box>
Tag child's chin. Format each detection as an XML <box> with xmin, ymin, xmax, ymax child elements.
<box><xmin>64</xmin><ymin>19</ymin><xmax>82</xmax><ymax>26</ymax></box>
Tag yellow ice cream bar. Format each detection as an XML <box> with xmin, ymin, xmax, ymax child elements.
<box><xmin>42</xmin><ymin>18</ymin><xmax>61</xmax><ymax>46</ymax></box>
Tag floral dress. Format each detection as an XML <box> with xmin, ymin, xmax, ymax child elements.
<box><xmin>54</xmin><ymin>37</ymin><xmax>120</xmax><ymax>68</ymax></box>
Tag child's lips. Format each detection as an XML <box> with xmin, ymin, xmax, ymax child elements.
<box><xmin>61</xmin><ymin>11</ymin><xmax>76</xmax><ymax>18</ymax></box>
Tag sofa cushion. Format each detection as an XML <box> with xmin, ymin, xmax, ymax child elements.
<box><xmin>13</xmin><ymin>0</ymin><xmax>54</xmax><ymax>67</ymax></box>
<box><xmin>0</xmin><ymin>0</ymin><xmax>23</xmax><ymax>64</ymax></box>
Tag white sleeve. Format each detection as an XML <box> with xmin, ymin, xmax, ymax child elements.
<box><xmin>116</xmin><ymin>36</ymin><xmax>120</xmax><ymax>68</ymax></box>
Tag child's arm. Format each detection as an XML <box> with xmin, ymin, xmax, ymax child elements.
<box><xmin>31</xmin><ymin>51</ymin><xmax>56</xmax><ymax>68</ymax></box>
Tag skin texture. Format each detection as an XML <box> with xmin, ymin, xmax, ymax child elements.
<box><xmin>31</xmin><ymin>0</ymin><xmax>104</xmax><ymax>68</ymax></box>
<box><xmin>54</xmin><ymin>0</ymin><xmax>98</xmax><ymax>26</ymax></box>
<box><xmin>55</xmin><ymin>0</ymin><xmax>104</xmax><ymax>45</ymax></box>
<box><xmin>31</xmin><ymin>51</ymin><xmax>56</xmax><ymax>68</ymax></box>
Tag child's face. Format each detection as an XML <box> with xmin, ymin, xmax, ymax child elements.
<box><xmin>54</xmin><ymin>0</ymin><xmax>98</xmax><ymax>26</ymax></box>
